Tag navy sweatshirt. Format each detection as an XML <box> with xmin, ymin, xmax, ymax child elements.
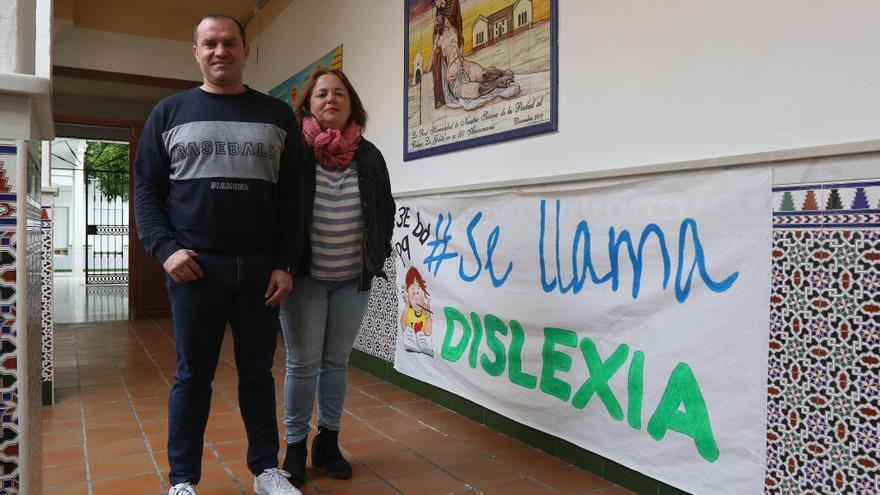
<box><xmin>134</xmin><ymin>87</ymin><xmax>301</xmax><ymax>266</ymax></box>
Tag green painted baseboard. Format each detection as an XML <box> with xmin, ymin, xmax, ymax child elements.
<box><xmin>348</xmin><ymin>349</ymin><xmax>690</xmax><ymax>495</ymax></box>
<box><xmin>42</xmin><ymin>380</ymin><xmax>54</xmax><ymax>406</ymax></box>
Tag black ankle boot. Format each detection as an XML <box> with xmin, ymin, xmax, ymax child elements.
<box><xmin>311</xmin><ymin>426</ymin><xmax>352</xmax><ymax>479</ymax></box>
<box><xmin>282</xmin><ymin>438</ymin><xmax>307</xmax><ymax>487</ymax></box>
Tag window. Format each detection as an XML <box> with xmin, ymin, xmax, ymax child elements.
<box><xmin>476</xmin><ymin>32</ymin><xmax>485</xmax><ymax>44</ymax></box>
<box><xmin>518</xmin><ymin>11</ymin><xmax>528</xmax><ymax>27</ymax></box>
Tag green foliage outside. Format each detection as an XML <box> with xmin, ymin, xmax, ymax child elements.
<box><xmin>84</xmin><ymin>141</ymin><xmax>130</xmax><ymax>201</ymax></box>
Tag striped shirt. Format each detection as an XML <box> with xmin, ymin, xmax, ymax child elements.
<box><xmin>310</xmin><ymin>162</ymin><xmax>363</xmax><ymax>281</ymax></box>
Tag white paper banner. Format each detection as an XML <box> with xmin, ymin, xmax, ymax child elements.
<box><xmin>392</xmin><ymin>168</ymin><xmax>772</xmax><ymax>494</ymax></box>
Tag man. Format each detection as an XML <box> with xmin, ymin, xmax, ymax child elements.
<box><xmin>134</xmin><ymin>13</ymin><xmax>301</xmax><ymax>495</ymax></box>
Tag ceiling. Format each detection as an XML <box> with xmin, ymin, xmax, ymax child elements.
<box><xmin>53</xmin><ymin>0</ymin><xmax>293</xmax><ymax>43</ymax></box>
<box><xmin>51</xmin><ymin>0</ymin><xmax>294</xmax><ymax>118</ymax></box>
<box><xmin>53</xmin><ymin>75</ymin><xmax>183</xmax><ymax>102</ymax></box>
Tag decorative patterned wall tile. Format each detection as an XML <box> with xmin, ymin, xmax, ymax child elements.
<box><xmin>0</xmin><ymin>146</ymin><xmax>18</xmax><ymax>493</ymax></box>
<box><xmin>0</xmin><ymin>407</ymin><xmax>20</xmax><ymax>492</ymax></box>
<box><xmin>774</xmin><ymin>180</ymin><xmax>880</xmax><ymax>229</ymax></box>
<box><xmin>767</xmin><ymin>182</ymin><xmax>880</xmax><ymax>494</ymax></box>
<box><xmin>40</xmin><ymin>207</ymin><xmax>53</xmax><ymax>396</ymax></box>
<box><xmin>354</xmin><ymin>257</ymin><xmax>397</xmax><ymax>362</ymax></box>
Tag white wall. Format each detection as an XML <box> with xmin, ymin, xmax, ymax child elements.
<box><xmin>53</xmin><ymin>23</ymin><xmax>201</xmax><ymax>81</ymax></box>
<box><xmin>0</xmin><ymin>1</ymin><xmax>15</xmax><ymax>73</ymax></box>
<box><xmin>34</xmin><ymin>0</ymin><xmax>51</xmax><ymax>78</ymax></box>
<box><xmin>246</xmin><ymin>0</ymin><xmax>880</xmax><ymax>194</ymax></box>
<box><xmin>1</xmin><ymin>0</ymin><xmax>36</xmax><ymax>74</ymax></box>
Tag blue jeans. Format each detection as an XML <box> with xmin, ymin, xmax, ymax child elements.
<box><xmin>279</xmin><ymin>276</ymin><xmax>371</xmax><ymax>444</ymax></box>
<box><xmin>166</xmin><ymin>252</ymin><xmax>280</xmax><ymax>485</ymax></box>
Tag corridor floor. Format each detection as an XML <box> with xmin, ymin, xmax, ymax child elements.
<box><xmin>43</xmin><ymin>319</ymin><xmax>634</xmax><ymax>495</ymax></box>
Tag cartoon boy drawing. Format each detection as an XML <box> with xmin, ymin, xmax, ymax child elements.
<box><xmin>400</xmin><ymin>266</ymin><xmax>434</xmax><ymax>356</ymax></box>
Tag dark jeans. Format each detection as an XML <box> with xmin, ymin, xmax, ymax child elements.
<box><xmin>166</xmin><ymin>252</ymin><xmax>280</xmax><ymax>485</ymax></box>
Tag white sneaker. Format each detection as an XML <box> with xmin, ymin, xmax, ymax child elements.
<box><xmin>169</xmin><ymin>482</ymin><xmax>196</xmax><ymax>495</ymax></box>
<box><xmin>254</xmin><ymin>468</ymin><xmax>302</xmax><ymax>495</ymax></box>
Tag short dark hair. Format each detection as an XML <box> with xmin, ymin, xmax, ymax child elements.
<box><xmin>194</xmin><ymin>13</ymin><xmax>246</xmax><ymax>45</ymax></box>
<box><xmin>295</xmin><ymin>67</ymin><xmax>368</xmax><ymax>130</ymax></box>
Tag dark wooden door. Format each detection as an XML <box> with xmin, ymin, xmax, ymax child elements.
<box><xmin>127</xmin><ymin>124</ymin><xmax>171</xmax><ymax>319</ymax></box>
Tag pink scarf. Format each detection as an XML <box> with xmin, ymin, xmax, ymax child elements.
<box><xmin>301</xmin><ymin>116</ymin><xmax>362</xmax><ymax>168</ymax></box>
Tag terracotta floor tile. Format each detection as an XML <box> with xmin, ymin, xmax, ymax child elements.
<box><xmin>492</xmin><ymin>446</ymin><xmax>570</xmax><ymax>475</ymax></box>
<box><xmin>534</xmin><ymin>466</ymin><xmax>613</xmax><ymax>494</ymax></box>
<box><xmin>204</xmin><ymin>424</ymin><xmax>248</xmax><ymax>443</ymax></box>
<box><xmin>444</xmin><ymin>456</ymin><xmax>523</xmax><ymax>488</ymax></box>
<box><xmin>43</xmin><ymin>462</ymin><xmax>88</xmax><ymax>488</ymax></box>
<box><xmin>210</xmin><ymin>440</ymin><xmax>249</xmax><ymax>462</ymax></box>
<box><xmin>87</xmin><ymin>437</ymin><xmax>150</xmax><ymax>459</ymax></box>
<box><xmin>393</xmin><ymin>427</ymin><xmax>459</xmax><ymax>450</ymax></box>
<box><xmin>340</xmin><ymin>435</ymin><xmax>408</xmax><ymax>458</ymax></box>
<box><xmin>127</xmin><ymin>387</ymin><xmax>170</xmax><ymax>401</ymax></box>
<box><xmin>418</xmin><ymin>410</ymin><xmax>467</xmax><ymax>428</ymax></box>
<box><xmin>358</xmin><ymin>450</ymin><xmax>435</xmax><ymax>479</ymax></box>
<box><xmin>218</xmin><ymin>460</ymin><xmax>252</xmax><ymax>486</ymax></box>
<box><xmin>43</xmin><ymin>444</ymin><xmax>85</xmax><ymax>467</ymax></box>
<box><xmin>206</xmin><ymin>411</ymin><xmax>243</xmax><ymax>429</ymax></box>
<box><xmin>343</xmin><ymin>394</ymin><xmax>385</xmax><ymax>411</ymax></box>
<box><xmin>194</xmin><ymin>482</ymin><xmax>247</xmax><ymax>495</ymax></box>
<box><xmin>348</xmin><ymin>405</ymin><xmax>399</xmax><ymax>422</ymax></box>
<box><xmin>373</xmin><ymin>389</ymin><xmax>424</xmax><ymax>404</ymax></box>
<box><xmin>44</xmin><ymin>482</ymin><xmax>89</xmax><ymax>495</ymax></box>
<box><xmin>333</xmin><ymin>420</ymin><xmax>379</xmax><ymax>443</ymax></box>
<box><xmin>417</xmin><ymin>442</ymin><xmax>485</xmax><ymax>467</ymax></box>
<box><xmin>462</xmin><ymin>431</ymin><xmax>528</xmax><ymax>454</ymax></box>
<box><xmin>310</xmin><ymin>460</ymin><xmax>377</xmax><ymax>492</ymax></box>
<box><xmin>387</xmin><ymin>469</ymin><xmax>470</xmax><ymax>495</ymax></box>
<box><xmin>441</xmin><ymin>421</ymin><xmax>504</xmax><ymax>441</ymax></box>
<box><xmin>89</xmin><ymin>452</ymin><xmax>156</xmax><ymax>481</ymax></box>
<box><xmin>144</xmin><ymin>429</ymin><xmax>169</xmax><ymax>452</ymax></box>
<box><xmin>366</xmin><ymin>416</ymin><xmax>433</xmax><ymax>436</ymax></box>
<box><xmin>358</xmin><ymin>382</ymin><xmax>402</xmax><ymax>396</ymax></box>
<box><xmin>323</xmin><ymin>480</ymin><xmax>400</xmax><ymax>494</ymax></box>
<box><xmin>83</xmin><ymin>411</ymin><xmax>137</xmax><ymax>429</ymax></box>
<box><xmin>134</xmin><ymin>406</ymin><xmax>169</xmax><ymax>423</ymax></box>
<box><xmin>390</xmin><ymin>400</ymin><xmax>447</xmax><ymax>417</ymax></box>
<box><xmin>42</xmin><ymin>418</ymin><xmax>83</xmax><ymax>436</ymax></box>
<box><xmin>91</xmin><ymin>472</ymin><xmax>164</xmax><ymax>495</ymax></box>
<box><xmin>153</xmin><ymin>446</ymin><xmax>219</xmax><ymax>475</ymax></box>
<box><xmin>85</xmin><ymin>424</ymin><xmax>144</xmax><ymax>444</ymax></box>
<box><xmin>196</xmin><ymin>457</ymin><xmax>237</xmax><ymax>486</ymax></box>
<box><xmin>590</xmin><ymin>487</ymin><xmax>636</xmax><ymax>495</ymax></box>
<box><xmin>43</xmin><ymin>401</ymin><xmax>83</xmax><ymax>414</ymax></box>
<box><xmin>481</xmin><ymin>477</ymin><xmax>558</xmax><ymax>495</ymax></box>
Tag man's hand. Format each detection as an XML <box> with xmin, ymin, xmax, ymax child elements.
<box><xmin>264</xmin><ymin>269</ymin><xmax>293</xmax><ymax>307</ymax></box>
<box><xmin>163</xmin><ymin>249</ymin><xmax>204</xmax><ymax>283</ymax></box>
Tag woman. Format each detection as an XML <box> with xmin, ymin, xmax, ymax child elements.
<box><xmin>281</xmin><ymin>67</ymin><xmax>395</xmax><ymax>486</ymax></box>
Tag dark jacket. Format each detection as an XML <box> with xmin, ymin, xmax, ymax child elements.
<box><xmin>290</xmin><ymin>136</ymin><xmax>396</xmax><ymax>290</ymax></box>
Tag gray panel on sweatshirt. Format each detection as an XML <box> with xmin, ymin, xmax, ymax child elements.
<box><xmin>162</xmin><ymin>120</ymin><xmax>287</xmax><ymax>182</ymax></box>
